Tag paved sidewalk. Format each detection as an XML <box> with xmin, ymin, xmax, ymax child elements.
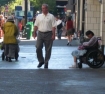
<box><xmin>0</xmin><ymin>37</ymin><xmax>81</xmax><ymax>46</ymax></box>
<box><xmin>0</xmin><ymin>46</ymin><xmax>100</xmax><ymax>69</ymax></box>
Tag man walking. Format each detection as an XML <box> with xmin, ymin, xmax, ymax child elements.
<box><xmin>33</xmin><ymin>4</ymin><xmax>56</xmax><ymax>69</ymax></box>
<box><xmin>55</xmin><ymin>16</ymin><xmax>63</xmax><ymax>40</ymax></box>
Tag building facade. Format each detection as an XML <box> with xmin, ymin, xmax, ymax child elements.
<box><xmin>77</xmin><ymin>0</ymin><xmax>105</xmax><ymax>44</ymax></box>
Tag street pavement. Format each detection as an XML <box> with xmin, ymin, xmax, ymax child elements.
<box><xmin>0</xmin><ymin>37</ymin><xmax>105</xmax><ymax>94</ymax></box>
<box><xmin>0</xmin><ymin>37</ymin><xmax>83</xmax><ymax>69</ymax></box>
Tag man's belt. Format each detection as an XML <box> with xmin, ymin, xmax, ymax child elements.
<box><xmin>39</xmin><ymin>31</ymin><xmax>52</xmax><ymax>33</ymax></box>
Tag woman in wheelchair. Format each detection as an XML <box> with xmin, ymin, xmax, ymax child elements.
<box><xmin>71</xmin><ymin>30</ymin><xmax>98</xmax><ymax>68</ymax></box>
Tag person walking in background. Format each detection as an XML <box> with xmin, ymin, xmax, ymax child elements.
<box><xmin>3</xmin><ymin>16</ymin><xmax>19</xmax><ymax>62</ymax></box>
<box><xmin>33</xmin><ymin>4</ymin><xmax>56</xmax><ymax>69</ymax></box>
<box><xmin>66</xmin><ymin>16</ymin><xmax>73</xmax><ymax>46</ymax></box>
<box><xmin>55</xmin><ymin>16</ymin><xmax>63</xmax><ymax>40</ymax></box>
<box><xmin>0</xmin><ymin>14</ymin><xmax>5</xmax><ymax>39</ymax></box>
<box><xmin>18</xmin><ymin>20</ymin><xmax>22</xmax><ymax>38</ymax></box>
<box><xmin>21</xmin><ymin>16</ymin><xmax>25</xmax><ymax>31</ymax></box>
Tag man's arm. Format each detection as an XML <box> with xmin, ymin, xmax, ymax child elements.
<box><xmin>33</xmin><ymin>26</ymin><xmax>38</xmax><ymax>39</ymax></box>
<box><xmin>33</xmin><ymin>16</ymin><xmax>39</xmax><ymax>39</ymax></box>
<box><xmin>52</xmin><ymin>27</ymin><xmax>56</xmax><ymax>40</ymax></box>
<box><xmin>51</xmin><ymin>15</ymin><xmax>57</xmax><ymax>40</ymax></box>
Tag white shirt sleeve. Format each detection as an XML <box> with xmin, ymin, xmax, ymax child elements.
<box><xmin>51</xmin><ymin>15</ymin><xmax>57</xmax><ymax>28</ymax></box>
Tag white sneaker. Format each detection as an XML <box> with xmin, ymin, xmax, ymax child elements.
<box><xmin>69</xmin><ymin>64</ymin><xmax>78</xmax><ymax>68</ymax></box>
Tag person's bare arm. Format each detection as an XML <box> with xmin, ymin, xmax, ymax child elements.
<box><xmin>51</xmin><ymin>16</ymin><xmax>57</xmax><ymax>40</ymax></box>
<box><xmin>65</xmin><ymin>22</ymin><xmax>67</xmax><ymax>30</ymax></box>
<box><xmin>33</xmin><ymin>26</ymin><xmax>38</xmax><ymax>39</ymax></box>
<box><xmin>33</xmin><ymin>16</ymin><xmax>39</xmax><ymax>39</ymax></box>
<box><xmin>52</xmin><ymin>27</ymin><xmax>56</xmax><ymax>40</ymax></box>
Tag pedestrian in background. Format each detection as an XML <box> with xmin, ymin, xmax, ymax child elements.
<box><xmin>18</xmin><ymin>20</ymin><xmax>22</xmax><ymax>38</ymax></box>
<box><xmin>66</xmin><ymin>16</ymin><xmax>73</xmax><ymax>46</ymax></box>
<box><xmin>33</xmin><ymin>4</ymin><xmax>56</xmax><ymax>69</ymax></box>
<box><xmin>0</xmin><ymin>14</ymin><xmax>5</xmax><ymax>39</ymax></box>
<box><xmin>3</xmin><ymin>16</ymin><xmax>19</xmax><ymax>62</ymax></box>
<box><xmin>55</xmin><ymin>16</ymin><xmax>63</xmax><ymax>40</ymax></box>
<box><xmin>21</xmin><ymin>16</ymin><xmax>25</xmax><ymax>31</ymax></box>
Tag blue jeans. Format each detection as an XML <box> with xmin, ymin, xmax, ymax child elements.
<box><xmin>57</xmin><ymin>29</ymin><xmax>63</xmax><ymax>39</ymax></box>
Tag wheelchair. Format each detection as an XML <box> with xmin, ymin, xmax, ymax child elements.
<box><xmin>77</xmin><ymin>40</ymin><xmax>105</xmax><ymax>69</ymax></box>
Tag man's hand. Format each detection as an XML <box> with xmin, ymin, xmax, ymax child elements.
<box><xmin>33</xmin><ymin>31</ymin><xmax>37</xmax><ymax>39</ymax></box>
<box><xmin>52</xmin><ymin>34</ymin><xmax>55</xmax><ymax>40</ymax></box>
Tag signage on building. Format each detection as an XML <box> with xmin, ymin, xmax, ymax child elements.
<box><xmin>56</xmin><ymin>0</ymin><xmax>68</xmax><ymax>15</ymax></box>
<box><xmin>15</xmin><ymin>6</ymin><xmax>34</xmax><ymax>19</ymax></box>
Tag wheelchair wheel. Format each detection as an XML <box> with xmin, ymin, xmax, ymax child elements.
<box><xmin>86</xmin><ymin>50</ymin><xmax>104</xmax><ymax>68</ymax></box>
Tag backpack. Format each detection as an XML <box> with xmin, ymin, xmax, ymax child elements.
<box><xmin>57</xmin><ymin>22</ymin><xmax>63</xmax><ymax>30</ymax></box>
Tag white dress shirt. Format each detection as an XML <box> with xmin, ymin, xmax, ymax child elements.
<box><xmin>34</xmin><ymin>13</ymin><xmax>57</xmax><ymax>32</ymax></box>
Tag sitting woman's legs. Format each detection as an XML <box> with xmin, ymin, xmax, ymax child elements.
<box><xmin>71</xmin><ymin>50</ymin><xmax>80</xmax><ymax>68</ymax></box>
<box><xmin>74</xmin><ymin>56</ymin><xmax>77</xmax><ymax>63</ymax></box>
<box><xmin>72</xmin><ymin>56</ymin><xmax>77</xmax><ymax>68</ymax></box>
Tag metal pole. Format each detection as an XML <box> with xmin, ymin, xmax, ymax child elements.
<box><xmin>73</xmin><ymin>0</ymin><xmax>75</xmax><ymax>13</ymax></box>
<box><xmin>25</xmin><ymin>0</ymin><xmax>27</xmax><ymax>24</ymax></box>
<box><xmin>77</xmin><ymin>0</ymin><xmax>80</xmax><ymax>32</ymax></box>
<box><xmin>82</xmin><ymin>0</ymin><xmax>85</xmax><ymax>36</ymax></box>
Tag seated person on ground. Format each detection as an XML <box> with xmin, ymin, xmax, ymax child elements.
<box><xmin>71</xmin><ymin>30</ymin><xmax>98</xmax><ymax>68</ymax></box>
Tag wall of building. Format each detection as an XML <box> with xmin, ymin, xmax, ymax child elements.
<box><xmin>76</xmin><ymin>0</ymin><xmax>105</xmax><ymax>44</ymax></box>
<box><xmin>85</xmin><ymin>0</ymin><xmax>101</xmax><ymax>36</ymax></box>
<box><xmin>101</xmin><ymin>0</ymin><xmax>105</xmax><ymax>44</ymax></box>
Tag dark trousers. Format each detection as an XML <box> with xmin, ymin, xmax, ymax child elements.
<box><xmin>57</xmin><ymin>29</ymin><xmax>62</xmax><ymax>39</ymax></box>
<box><xmin>36</xmin><ymin>31</ymin><xmax>53</xmax><ymax>64</ymax></box>
<box><xmin>4</xmin><ymin>44</ymin><xmax>19</xmax><ymax>58</ymax></box>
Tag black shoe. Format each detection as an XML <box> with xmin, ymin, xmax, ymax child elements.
<box><xmin>37</xmin><ymin>62</ymin><xmax>44</xmax><ymax>68</ymax></box>
<box><xmin>67</xmin><ymin>43</ymin><xmax>69</xmax><ymax>46</ymax></box>
<box><xmin>44</xmin><ymin>64</ymin><xmax>48</xmax><ymax>69</ymax></box>
<box><xmin>69</xmin><ymin>44</ymin><xmax>72</xmax><ymax>46</ymax></box>
<box><xmin>8</xmin><ymin>57</ymin><xmax>12</xmax><ymax>62</ymax></box>
<box><xmin>6</xmin><ymin>57</ymin><xmax>8</xmax><ymax>61</ymax></box>
<box><xmin>78</xmin><ymin>62</ymin><xmax>82</xmax><ymax>69</ymax></box>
